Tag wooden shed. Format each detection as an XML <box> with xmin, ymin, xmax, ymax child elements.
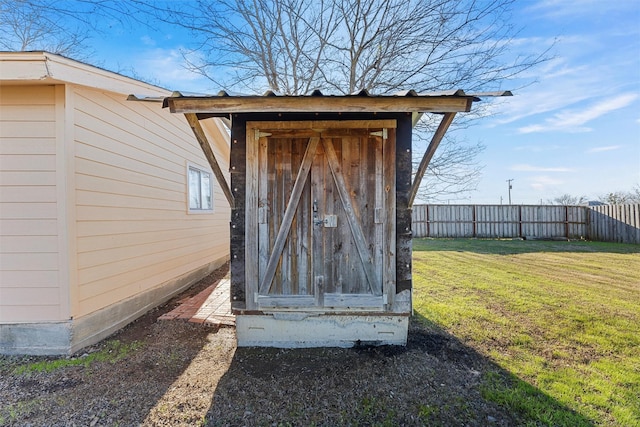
<box><xmin>164</xmin><ymin>90</ymin><xmax>497</xmax><ymax>347</ymax></box>
<box><xmin>0</xmin><ymin>52</ymin><xmax>230</xmax><ymax>355</ymax></box>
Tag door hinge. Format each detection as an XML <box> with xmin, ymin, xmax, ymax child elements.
<box><xmin>255</xmin><ymin>129</ymin><xmax>272</xmax><ymax>139</ymax></box>
<box><xmin>370</xmin><ymin>128</ymin><xmax>388</xmax><ymax>139</ymax></box>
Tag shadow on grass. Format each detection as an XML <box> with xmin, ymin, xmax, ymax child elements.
<box><xmin>413</xmin><ymin>237</ymin><xmax>640</xmax><ymax>255</ymax></box>
<box><xmin>204</xmin><ymin>314</ymin><xmax>594</xmax><ymax>427</ymax></box>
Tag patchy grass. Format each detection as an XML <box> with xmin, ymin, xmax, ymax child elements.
<box><xmin>0</xmin><ymin>398</ymin><xmax>42</xmax><ymax>426</ymax></box>
<box><xmin>12</xmin><ymin>339</ymin><xmax>144</xmax><ymax>375</ymax></box>
<box><xmin>412</xmin><ymin>238</ymin><xmax>640</xmax><ymax>426</ymax></box>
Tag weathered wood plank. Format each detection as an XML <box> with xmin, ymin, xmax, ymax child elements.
<box><xmin>328</xmin><ymin>137</ymin><xmax>348</xmax><ymax>293</ymax></box>
<box><xmin>323</xmin><ymin>294</ymin><xmax>384</xmax><ymax>309</ymax></box>
<box><xmin>257</xmin><ymin>295</ymin><xmax>316</xmax><ymax>308</ymax></box>
<box><xmin>258</xmin><ymin>135</ymin><xmax>269</xmax><ymax>291</ymax></box>
<box><xmin>292</xmin><ymin>140</ymin><xmax>317</xmax><ymax>295</ymax></box>
<box><xmin>311</xmin><ymin>145</ymin><xmax>327</xmax><ymax>298</ymax></box>
<box><xmin>168</xmin><ymin>97</ymin><xmax>473</xmax><ymax>114</ymax></box>
<box><xmin>247</xmin><ymin>119</ymin><xmax>397</xmax><ymax>131</ymax></box>
<box><xmin>383</xmin><ymin>128</ymin><xmax>397</xmax><ymax>304</ymax></box>
<box><xmin>248</xmin><ymin>129</ymin><xmax>400</xmax><ymax>139</ymax></box>
<box><xmin>281</xmin><ymin>139</ymin><xmax>293</xmax><ymax>295</ymax></box>
<box><xmin>395</xmin><ymin>115</ymin><xmax>413</xmax><ymax>293</ymax></box>
<box><xmin>351</xmin><ymin>136</ymin><xmax>367</xmax><ymax>294</ymax></box>
<box><xmin>314</xmin><ymin>275</ymin><xmax>324</xmax><ymax>307</ymax></box>
<box><xmin>245</xmin><ymin>123</ymin><xmax>260</xmax><ymax>309</ymax></box>
<box><xmin>374</xmin><ymin>133</ymin><xmax>384</xmax><ymax>290</ymax></box>
<box><xmin>322</xmin><ymin>138</ymin><xmax>382</xmax><ymax>296</ymax></box>
<box><xmin>258</xmin><ymin>137</ymin><xmax>320</xmax><ymax>294</ymax></box>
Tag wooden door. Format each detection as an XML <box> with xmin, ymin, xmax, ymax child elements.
<box><xmin>246</xmin><ymin>121</ymin><xmax>396</xmax><ymax>311</ymax></box>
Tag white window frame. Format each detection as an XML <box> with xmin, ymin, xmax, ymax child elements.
<box><xmin>187</xmin><ymin>162</ymin><xmax>214</xmax><ymax>214</ymax></box>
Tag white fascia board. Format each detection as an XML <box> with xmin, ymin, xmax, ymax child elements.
<box><xmin>0</xmin><ymin>52</ymin><xmax>169</xmax><ymax>97</ymax></box>
<box><xmin>0</xmin><ymin>52</ymin><xmax>50</xmax><ymax>81</ymax></box>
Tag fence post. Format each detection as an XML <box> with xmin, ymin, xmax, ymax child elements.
<box><xmin>426</xmin><ymin>204</ymin><xmax>430</xmax><ymax>237</ymax></box>
<box><xmin>585</xmin><ymin>206</ymin><xmax>590</xmax><ymax>240</ymax></box>
<box><xmin>472</xmin><ymin>205</ymin><xmax>477</xmax><ymax>238</ymax></box>
<box><xmin>519</xmin><ymin>205</ymin><xmax>523</xmax><ymax>238</ymax></box>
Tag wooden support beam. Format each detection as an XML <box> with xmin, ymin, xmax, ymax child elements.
<box><xmin>258</xmin><ymin>137</ymin><xmax>320</xmax><ymax>295</ymax></box>
<box><xmin>168</xmin><ymin>96</ymin><xmax>473</xmax><ymax>114</ymax></box>
<box><xmin>184</xmin><ymin>113</ymin><xmax>235</xmax><ymax>209</ymax></box>
<box><xmin>408</xmin><ymin>112</ymin><xmax>456</xmax><ymax>208</ymax></box>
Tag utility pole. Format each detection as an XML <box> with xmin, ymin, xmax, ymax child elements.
<box><xmin>506</xmin><ymin>179</ymin><xmax>514</xmax><ymax>205</ymax></box>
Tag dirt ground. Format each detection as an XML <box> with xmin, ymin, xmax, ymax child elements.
<box><xmin>0</xmin><ymin>265</ymin><xmax>524</xmax><ymax>426</ymax></box>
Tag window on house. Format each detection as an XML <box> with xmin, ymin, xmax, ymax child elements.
<box><xmin>188</xmin><ymin>163</ymin><xmax>213</xmax><ymax>212</ymax></box>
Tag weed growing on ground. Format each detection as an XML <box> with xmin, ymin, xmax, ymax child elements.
<box><xmin>12</xmin><ymin>339</ymin><xmax>144</xmax><ymax>375</ymax></box>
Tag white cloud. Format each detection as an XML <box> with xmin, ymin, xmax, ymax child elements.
<box><xmin>511</xmin><ymin>164</ymin><xmax>574</xmax><ymax>173</ymax></box>
<box><xmin>529</xmin><ymin>175</ymin><xmax>565</xmax><ymax>191</ymax></box>
<box><xmin>140</xmin><ymin>35</ymin><xmax>156</xmax><ymax>46</ymax></box>
<box><xmin>490</xmin><ymin>73</ymin><xmax>599</xmax><ymax>127</ymax></box>
<box><xmin>517</xmin><ymin>124</ymin><xmax>550</xmax><ymax>134</ymax></box>
<box><xmin>586</xmin><ymin>145</ymin><xmax>622</xmax><ymax>154</ymax></box>
<box><xmin>487</xmin><ymin>11</ymin><xmax>639</xmax><ymax>130</ymax></box>
<box><xmin>517</xmin><ymin>94</ymin><xmax>638</xmax><ymax>134</ymax></box>
<box><xmin>554</xmin><ymin>94</ymin><xmax>637</xmax><ymax>126</ymax></box>
<box><xmin>131</xmin><ymin>48</ymin><xmax>212</xmax><ymax>92</ymax></box>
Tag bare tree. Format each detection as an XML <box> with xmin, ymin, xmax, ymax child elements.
<box><xmin>547</xmin><ymin>194</ymin><xmax>588</xmax><ymax>206</ymax></box>
<box><xmin>410</xmin><ymin>112</ymin><xmax>486</xmax><ymax>202</ymax></box>
<box><xmin>141</xmin><ymin>0</ymin><xmax>544</xmax><ymax>95</ymax></box>
<box><xmin>0</xmin><ymin>1</ymin><xmax>144</xmax><ymax>61</ymax></box>
<box><xmin>598</xmin><ymin>186</ymin><xmax>640</xmax><ymax>205</ymax></box>
<box><xmin>3</xmin><ymin>0</ymin><xmax>549</xmax><ymax>200</ymax></box>
<box><xmin>134</xmin><ymin>0</ymin><xmax>548</xmax><ymax>200</ymax></box>
<box><xmin>0</xmin><ymin>0</ymin><xmax>96</xmax><ymax>58</ymax></box>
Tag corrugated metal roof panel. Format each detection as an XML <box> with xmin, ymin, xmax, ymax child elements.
<box><xmin>131</xmin><ymin>89</ymin><xmax>511</xmax><ymax>102</ymax></box>
<box><xmin>128</xmin><ymin>89</ymin><xmax>510</xmax><ymax>111</ymax></box>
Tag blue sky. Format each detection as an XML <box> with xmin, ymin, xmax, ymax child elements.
<box><xmin>90</xmin><ymin>0</ymin><xmax>640</xmax><ymax>205</ymax></box>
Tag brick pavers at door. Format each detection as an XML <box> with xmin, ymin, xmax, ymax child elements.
<box><xmin>158</xmin><ymin>278</ymin><xmax>234</xmax><ymax>327</ymax></box>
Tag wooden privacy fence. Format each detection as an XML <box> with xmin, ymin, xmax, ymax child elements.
<box><xmin>412</xmin><ymin>204</ymin><xmax>640</xmax><ymax>244</ymax></box>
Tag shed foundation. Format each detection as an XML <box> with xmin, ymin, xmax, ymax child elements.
<box><xmin>236</xmin><ymin>314</ymin><xmax>408</xmax><ymax>348</ymax></box>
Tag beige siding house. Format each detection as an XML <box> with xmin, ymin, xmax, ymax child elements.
<box><xmin>0</xmin><ymin>52</ymin><xmax>230</xmax><ymax>355</ymax></box>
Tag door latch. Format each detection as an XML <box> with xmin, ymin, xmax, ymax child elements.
<box><xmin>313</xmin><ymin>199</ymin><xmax>337</xmax><ymax>227</ymax></box>
<box><xmin>313</xmin><ymin>199</ymin><xmax>321</xmax><ymax>225</ymax></box>
<box><xmin>315</xmin><ymin>214</ymin><xmax>337</xmax><ymax>227</ymax></box>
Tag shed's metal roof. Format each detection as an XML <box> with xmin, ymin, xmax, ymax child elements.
<box><xmin>155</xmin><ymin>89</ymin><xmax>511</xmax><ymax>115</ymax></box>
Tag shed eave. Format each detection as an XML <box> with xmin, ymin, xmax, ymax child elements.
<box><xmin>165</xmin><ymin>95</ymin><xmax>474</xmax><ymax>114</ymax></box>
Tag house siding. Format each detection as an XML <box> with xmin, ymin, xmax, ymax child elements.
<box><xmin>71</xmin><ymin>87</ymin><xmax>230</xmax><ymax>318</ymax></box>
<box><xmin>1</xmin><ymin>52</ymin><xmax>232</xmax><ymax>354</ymax></box>
<box><xmin>0</xmin><ymin>85</ymin><xmax>63</xmax><ymax>322</ymax></box>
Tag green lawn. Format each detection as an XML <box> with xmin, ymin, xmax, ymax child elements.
<box><xmin>412</xmin><ymin>238</ymin><xmax>640</xmax><ymax>426</ymax></box>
